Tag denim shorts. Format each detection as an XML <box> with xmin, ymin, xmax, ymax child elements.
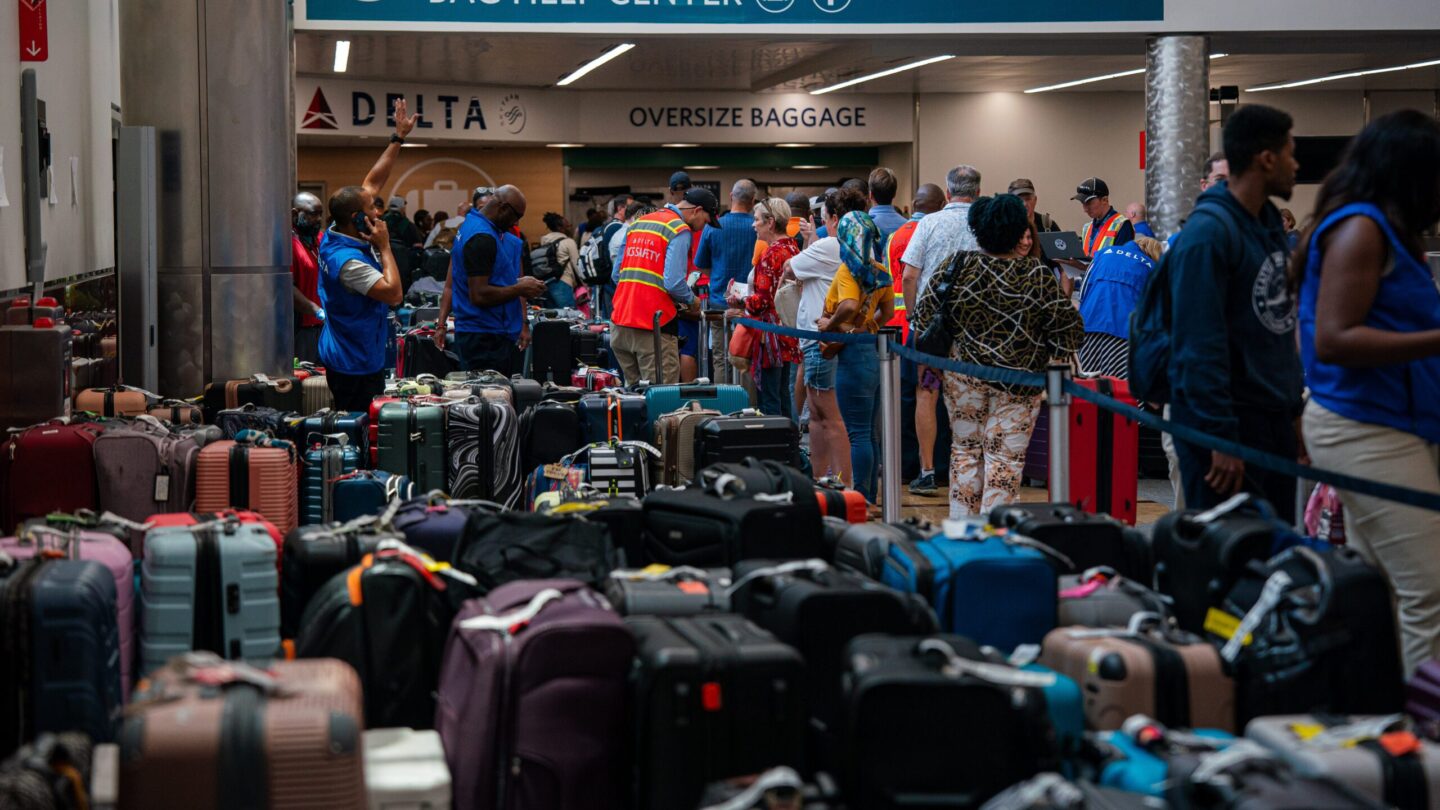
<box><xmin>801</xmin><ymin>339</ymin><xmax>837</xmax><ymax>391</ymax></box>
<box><xmin>678</xmin><ymin>318</ymin><xmax>699</xmax><ymax>359</ymax></box>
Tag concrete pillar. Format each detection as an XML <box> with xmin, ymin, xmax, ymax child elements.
<box><xmin>1145</xmin><ymin>36</ymin><xmax>1210</xmax><ymax>241</ymax></box>
<box><xmin>119</xmin><ymin>1</ymin><xmax>294</xmax><ymax>396</ymax></box>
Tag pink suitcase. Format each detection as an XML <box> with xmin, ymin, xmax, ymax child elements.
<box><xmin>2</xmin><ymin>525</ymin><xmax>136</xmax><ymax>699</ymax></box>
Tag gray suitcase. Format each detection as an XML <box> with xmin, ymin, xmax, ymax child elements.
<box><xmin>377</xmin><ymin>401</ymin><xmax>447</xmax><ymax>492</ymax></box>
<box><xmin>1058</xmin><ymin>570</ymin><xmax>1170</xmax><ymax>629</ymax></box>
<box><xmin>139</xmin><ymin>520</ymin><xmax>281</xmax><ymax>678</ymax></box>
<box><xmin>1245</xmin><ymin>715</ymin><xmax>1440</xmax><ymax>810</ymax></box>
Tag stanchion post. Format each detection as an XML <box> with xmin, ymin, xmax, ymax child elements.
<box><xmin>696</xmin><ymin>285</ymin><xmax>710</xmax><ymax>381</ymax></box>
<box><xmin>722</xmin><ymin>312</ymin><xmax>735</xmax><ymax>385</ymax></box>
<box><xmin>879</xmin><ymin>327</ymin><xmax>903</xmax><ymax>522</ymax></box>
<box><xmin>1046</xmin><ymin>364</ymin><xmax>1072</xmax><ymax>505</ymax></box>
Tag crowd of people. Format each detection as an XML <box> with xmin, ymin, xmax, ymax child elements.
<box><xmin>291</xmin><ymin>100</ymin><xmax>1440</xmax><ymax>674</ymax></box>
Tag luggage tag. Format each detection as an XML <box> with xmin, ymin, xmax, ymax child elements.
<box><xmin>154</xmin><ymin>474</ymin><xmax>170</xmax><ymax>503</ymax></box>
<box><xmin>1218</xmin><ymin>569</ymin><xmax>1293</xmax><ymax>663</ymax></box>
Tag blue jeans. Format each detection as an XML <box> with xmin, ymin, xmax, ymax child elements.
<box><xmin>545</xmin><ymin>278</ymin><xmax>576</xmax><ymax>309</ymax></box>
<box><xmin>836</xmin><ymin>341</ymin><xmax>881</xmax><ymax>500</ymax></box>
<box><xmin>756</xmin><ymin>364</ymin><xmax>788</xmax><ymax>419</ymax></box>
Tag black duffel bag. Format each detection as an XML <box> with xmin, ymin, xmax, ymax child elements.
<box><xmin>452</xmin><ymin>509</ymin><xmax>615</xmax><ymax>593</ymax></box>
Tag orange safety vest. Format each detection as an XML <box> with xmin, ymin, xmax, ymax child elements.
<box><xmin>884</xmin><ymin>218</ymin><xmax>921</xmax><ymax>342</ymax></box>
<box><xmin>1082</xmin><ymin>211</ymin><xmax>1129</xmax><ymax>257</ymax></box>
<box><xmin>611</xmin><ymin>209</ymin><xmax>690</xmax><ymax>331</ymax></box>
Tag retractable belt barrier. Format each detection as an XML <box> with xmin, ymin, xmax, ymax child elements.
<box><xmin>733</xmin><ymin>316</ymin><xmax>1440</xmax><ymax>514</ymax></box>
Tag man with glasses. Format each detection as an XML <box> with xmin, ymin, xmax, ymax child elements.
<box><xmin>609</xmin><ymin>188</ymin><xmax>719</xmax><ymax>385</ymax></box>
<box><xmin>435</xmin><ymin>184</ymin><xmax>546</xmax><ymax>374</ymax></box>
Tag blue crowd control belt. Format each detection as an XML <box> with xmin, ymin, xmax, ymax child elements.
<box><xmin>733</xmin><ymin>316</ymin><xmax>1440</xmax><ymax>513</ymax></box>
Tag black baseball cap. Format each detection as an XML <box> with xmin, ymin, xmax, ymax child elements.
<box><xmin>669</xmin><ymin>171</ymin><xmax>692</xmax><ymax>191</ymax></box>
<box><xmin>1072</xmin><ymin>177</ymin><xmax>1109</xmax><ymax>202</ymax></box>
<box><xmin>682</xmin><ymin>187</ymin><xmax>722</xmax><ymax>229</ymax></box>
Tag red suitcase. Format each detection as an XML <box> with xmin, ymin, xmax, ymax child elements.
<box><xmin>194</xmin><ymin>440</ymin><xmax>300</xmax><ymax>536</ymax></box>
<box><xmin>0</xmin><ymin>420</ymin><xmax>105</xmax><ymax>534</ymax></box>
<box><xmin>368</xmin><ymin>396</ymin><xmax>399</xmax><ymax>468</ymax></box>
<box><xmin>1049</xmin><ymin>377</ymin><xmax>1139</xmax><ymax>525</ymax></box>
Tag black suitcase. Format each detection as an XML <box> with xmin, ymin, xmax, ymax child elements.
<box><xmin>693</xmin><ymin>412</ymin><xmax>800</xmax><ymax>470</ymax></box>
<box><xmin>401</xmin><ymin>332</ymin><xmax>460</xmax><ymax>378</ymax></box>
<box><xmin>642</xmin><ymin>488</ymin><xmax>824</xmax><ymax>568</ymax></box>
<box><xmin>541</xmin><ymin>495</ymin><xmax>647</xmax><ymax>567</ymax></box>
<box><xmin>529</xmin><ymin>319</ymin><xmax>576</xmax><ymax>383</ymax></box>
<box><xmin>605</xmin><ymin>567</ymin><xmax>732</xmax><ymax>616</ymax></box>
<box><xmin>832</xmin><ymin>518</ymin><xmax>935</xmax><ymax>579</ymax></box>
<box><xmin>578</xmin><ymin>392</ymin><xmax>649</xmax><ymax>445</ymax></box>
<box><xmin>519</xmin><ymin>400</ymin><xmax>583</xmax><ymax>473</ymax></box>
<box><xmin>508</xmin><ymin>375</ymin><xmax>543</xmax><ymax>414</ymax></box>
<box><xmin>0</xmin><ymin>557</ymin><xmax>121</xmax><ymax>758</ymax></box>
<box><xmin>571</xmin><ymin>326</ymin><xmax>603</xmax><ymax>367</ymax></box>
<box><xmin>1151</xmin><ymin>495</ymin><xmax>1282</xmax><ymax>634</ymax></box>
<box><xmin>627</xmin><ymin>614</ymin><xmax>806</xmax><ymax>810</ymax></box>
<box><xmin>539</xmin><ymin>381</ymin><xmax>585</xmax><ymax>403</ymax></box>
<box><xmin>279</xmin><ymin>525</ymin><xmax>401</xmax><ymax>638</ymax></box>
<box><xmin>989</xmin><ymin>503</ymin><xmax>1152</xmax><ymax>582</ymax></box>
<box><xmin>842</xmin><ymin>633</ymin><xmax>1059</xmax><ymax>810</ymax></box>
<box><xmin>1213</xmin><ymin>545</ymin><xmax>1404</xmax><ymax>726</ymax></box>
<box><xmin>728</xmin><ymin>560</ymin><xmax>938</xmax><ymax>770</ymax></box>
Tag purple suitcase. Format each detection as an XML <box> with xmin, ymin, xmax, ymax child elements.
<box><xmin>391</xmin><ymin>495</ymin><xmax>501</xmax><ymax>562</ymax></box>
<box><xmin>435</xmin><ymin>579</ymin><xmax>634</xmax><ymax>810</ymax></box>
<box><xmin>1</xmin><ymin>526</ymin><xmax>135</xmax><ymax>700</ymax></box>
<box><xmin>1408</xmin><ymin>660</ymin><xmax>1440</xmax><ymax>740</ymax></box>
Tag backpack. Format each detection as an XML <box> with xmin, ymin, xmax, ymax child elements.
<box><xmin>528</xmin><ymin>240</ymin><xmax>564</xmax><ymax>282</ymax></box>
<box><xmin>577</xmin><ymin>221</ymin><xmax>620</xmax><ymax>286</ymax></box>
<box><xmin>1128</xmin><ymin>204</ymin><xmax>1238</xmax><ymax>404</ymax></box>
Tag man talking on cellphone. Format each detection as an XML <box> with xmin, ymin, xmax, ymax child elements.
<box><xmin>317</xmin><ymin>100</ymin><xmax>418</xmax><ymax>411</ymax></box>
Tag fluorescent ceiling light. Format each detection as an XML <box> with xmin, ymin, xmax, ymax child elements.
<box><xmin>663</xmin><ymin>143</ymin><xmax>700</xmax><ymax>148</ymax></box>
<box><xmin>333</xmin><ymin>40</ymin><xmax>350</xmax><ymax>73</ymax></box>
<box><xmin>811</xmin><ymin>54</ymin><xmax>954</xmax><ymax>96</ymax></box>
<box><xmin>683</xmin><ymin>165</ymin><xmax>719</xmax><ymax>170</ymax></box>
<box><xmin>1026</xmin><ymin>52</ymin><xmax>1229</xmax><ymax>93</ymax></box>
<box><xmin>400</xmin><ymin>143</ymin><xmax>428</xmax><ymax>148</ymax></box>
<box><xmin>556</xmin><ymin>43</ymin><xmax>635</xmax><ymax>87</ymax></box>
<box><xmin>792</xmin><ymin>165</ymin><xmax>828</xmax><ymax>170</ymax></box>
<box><xmin>777</xmin><ymin>143</ymin><xmax>814</xmax><ymax>148</ymax></box>
<box><xmin>546</xmin><ymin>143</ymin><xmax>585</xmax><ymax>148</ymax></box>
<box><xmin>1247</xmin><ymin>57</ymin><xmax>1440</xmax><ymax>92</ymax></box>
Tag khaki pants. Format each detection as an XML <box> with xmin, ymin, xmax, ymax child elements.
<box><xmin>611</xmin><ymin>325</ymin><xmax>679</xmax><ymax>385</ymax></box>
<box><xmin>1303</xmin><ymin>399</ymin><xmax>1440</xmax><ymax>677</ymax></box>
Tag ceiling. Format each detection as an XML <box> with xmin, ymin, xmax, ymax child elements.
<box><xmin>296</xmin><ymin>30</ymin><xmax>1440</xmax><ymax>94</ymax></box>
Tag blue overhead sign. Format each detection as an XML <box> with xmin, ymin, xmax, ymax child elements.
<box><xmin>298</xmin><ymin>0</ymin><xmax>1162</xmax><ymax>29</ymax></box>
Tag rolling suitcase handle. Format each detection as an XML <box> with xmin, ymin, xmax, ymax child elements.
<box><xmin>915</xmin><ymin>638</ymin><xmax>1058</xmax><ymax>688</ymax></box>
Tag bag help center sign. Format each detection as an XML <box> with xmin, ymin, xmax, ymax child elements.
<box><xmin>296</xmin><ymin>77</ymin><xmax>914</xmax><ymax>144</ymax></box>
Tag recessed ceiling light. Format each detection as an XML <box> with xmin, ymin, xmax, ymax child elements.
<box><xmin>663</xmin><ymin>143</ymin><xmax>700</xmax><ymax>148</ymax></box>
<box><xmin>683</xmin><ymin>165</ymin><xmax>719</xmax><ymax>170</ymax></box>
<box><xmin>333</xmin><ymin>40</ymin><xmax>350</xmax><ymax>73</ymax></box>
<box><xmin>556</xmin><ymin>43</ymin><xmax>636</xmax><ymax>87</ymax></box>
<box><xmin>1025</xmin><ymin>53</ymin><xmax>1229</xmax><ymax>93</ymax></box>
<box><xmin>792</xmin><ymin>165</ymin><xmax>828</xmax><ymax>170</ymax></box>
<box><xmin>777</xmin><ymin>143</ymin><xmax>814</xmax><ymax>148</ymax></box>
<box><xmin>546</xmin><ymin>143</ymin><xmax>585</xmax><ymax>148</ymax></box>
<box><xmin>811</xmin><ymin>55</ymin><xmax>955</xmax><ymax>95</ymax></box>
<box><xmin>1247</xmin><ymin>56</ymin><xmax>1440</xmax><ymax>92</ymax></box>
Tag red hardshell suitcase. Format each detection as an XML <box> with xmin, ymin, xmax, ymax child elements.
<box><xmin>0</xmin><ymin>420</ymin><xmax>104</xmax><ymax>534</ymax></box>
<box><xmin>368</xmin><ymin>396</ymin><xmax>400</xmax><ymax>468</ymax></box>
<box><xmin>1053</xmin><ymin>377</ymin><xmax>1139</xmax><ymax>525</ymax></box>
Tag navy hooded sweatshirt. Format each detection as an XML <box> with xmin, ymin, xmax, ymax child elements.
<box><xmin>1166</xmin><ymin>182</ymin><xmax>1304</xmax><ymax>443</ymax></box>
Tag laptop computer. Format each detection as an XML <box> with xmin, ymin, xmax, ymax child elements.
<box><xmin>1038</xmin><ymin>231</ymin><xmax>1086</xmax><ymax>262</ymax></box>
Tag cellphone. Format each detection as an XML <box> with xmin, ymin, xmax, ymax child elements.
<box><xmin>352</xmin><ymin>211</ymin><xmax>371</xmax><ymax>235</ymax></box>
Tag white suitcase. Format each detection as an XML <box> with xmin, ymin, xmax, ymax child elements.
<box><xmin>364</xmin><ymin>728</ymin><xmax>452</xmax><ymax>810</ymax></box>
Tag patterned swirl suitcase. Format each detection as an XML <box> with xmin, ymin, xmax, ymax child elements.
<box><xmin>446</xmin><ymin>398</ymin><xmax>522</xmax><ymax>510</ymax></box>
<box><xmin>377</xmin><ymin>402</ymin><xmax>447</xmax><ymax>493</ymax></box>
<box><xmin>118</xmin><ymin>654</ymin><xmax>366</xmax><ymax>810</ymax></box>
<box><xmin>194</xmin><ymin>439</ymin><xmax>299</xmax><ymax>536</ymax></box>
<box><xmin>0</xmin><ymin>557</ymin><xmax>122</xmax><ymax>758</ymax></box>
<box><xmin>138</xmin><ymin>520</ymin><xmax>281</xmax><ymax>678</ymax></box>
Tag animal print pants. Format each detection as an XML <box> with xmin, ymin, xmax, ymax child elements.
<box><xmin>942</xmin><ymin>373</ymin><xmax>1041</xmax><ymax>518</ymax></box>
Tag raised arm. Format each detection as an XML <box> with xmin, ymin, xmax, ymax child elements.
<box><xmin>362</xmin><ymin>99</ymin><xmax>419</xmax><ymax>198</ymax></box>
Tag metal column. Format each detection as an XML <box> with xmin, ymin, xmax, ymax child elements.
<box><xmin>1046</xmin><ymin>364</ymin><xmax>1072</xmax><ymax>506</ymax></box>
<box><xmin>1145</xmin><ymin>36</ymin><xmax>1211</xmax><ymax>241</ymax></box>
<box><xmin>119</xmin><ymin>0</ymin><xmax>294</xmax><ymax>397</ymax></box>
<box><xmin>879</xmin><ymin>328</ymin><xmax>903</xmax><ymax>521</ymax></box>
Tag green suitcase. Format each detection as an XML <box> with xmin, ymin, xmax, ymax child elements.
<box><xmin>377</xmin><ymin>402</ymin><xmax>447</xmax><ymax>493</ymax></box>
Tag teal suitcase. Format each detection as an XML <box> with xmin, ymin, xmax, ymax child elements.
<box><xmin>377</xmin><ymin>401</ymin><xmax>447</xmax><ymax>492</ymax></box>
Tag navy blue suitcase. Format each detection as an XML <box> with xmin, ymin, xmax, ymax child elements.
<box><xmin>296</xmin><ymin>410</ymin><xmax>370</xmax><ymax>463</ymax></box>
<box><xmin>578</xmin><ymin>391</ymin><xmax>650</xmax><ymax>445</ymax></box>
<box><xmin>390</xmin><ymin>495</ymin><xmax>500</xmax><ymax>562</ymax></box>
<box><xmin>332</xmin><ymin>470</ymin><xmax>415</xmax><ymax>523</ymax></box>
<box><xmin>0</xmin><ymin>557</ymin><xmax>122</xmax><ymax>758</ymax></box>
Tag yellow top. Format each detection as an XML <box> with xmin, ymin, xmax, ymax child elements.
<box><xmin>823</xmin><ymin>264</ymin><xmax>890</xmax><ymax>334</ymax></box>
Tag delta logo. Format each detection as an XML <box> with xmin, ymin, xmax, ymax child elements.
<box><xmin>302</xmin><ymin>88</ymin><xmax>339</xmax><ymax>130</ymax></box>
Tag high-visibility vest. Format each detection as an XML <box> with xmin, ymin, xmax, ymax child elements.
<box><xmin>612</xmin><ymin>210</ymin><xmax>689</xmax><ymax>331</ymax></box>
<box><xmin>1082</xmin><ymin>211</ymin><xmax>1129</xmax><ymax>257</ymax></box>
<box><xmin>884</xmin><ymin>218</ymin><xmax>922</xmax><ymax>342</ymax></box>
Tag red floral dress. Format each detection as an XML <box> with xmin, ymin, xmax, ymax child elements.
<box><xmin>743</xmin><ymin>236</ymin><xmax>802</xmax><ymax>369</ymax></box>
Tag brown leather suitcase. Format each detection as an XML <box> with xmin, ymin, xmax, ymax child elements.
<box><xmin>75</xmin><ymin>386</ymin><xmax>149</xmax><ymax>417</ymax></box>
<box><xmin>195</xmin><ymin>439</ymin><xmax>299</xmax><ymax>535</ymax></box>
<box><xmin>1039</xmin><ymin>614</ymin><xmax>1235</xmax><ymax>732</ymax></box>
<box><xmin>119</xmin><ymin>653</ymin><xmax>366</xmax><ymax>810</ymax></box>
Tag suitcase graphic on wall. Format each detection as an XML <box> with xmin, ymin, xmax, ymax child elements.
<box><xmin>404</xmin><ymin>180</ymin><xmax>470</xmax><ymax>219</ymax></box>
